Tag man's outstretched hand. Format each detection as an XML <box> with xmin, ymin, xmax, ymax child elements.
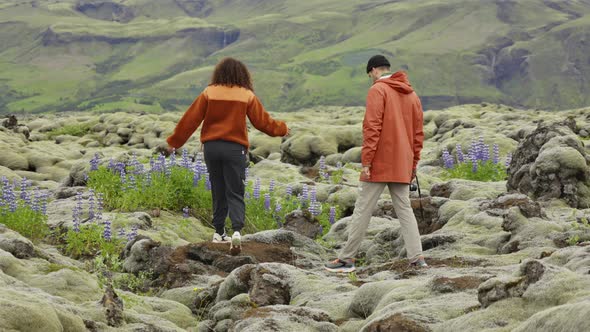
<box><xmin>411</xmin><ymin>169</ymin><xmax>417</xmax><ymax>180</ymax></box>
<box><xmin>155</xmin><ymin>144</ymin><xmax>174</xmax><ymax>156</ymax></box>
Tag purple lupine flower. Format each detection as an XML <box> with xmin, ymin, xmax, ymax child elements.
<box><xmin>8</xmin><ymin>195</ymin><xmax>17</xmax><ymax>213</ymax></box>
<box><xmin>193</xmin><ymin>168</ymin><xmax>200</xmax><ymax>187</ymax></box>
<box><xmin>1</xmin><ymin>181</ymin><xmax>11</xmax><ymax>200</ymax></box>
<box><xmin>301</xmin><ymin>184</ymin><xmax>309</xmax><ymax>201</ymax></box>
<box><xmin>108</xmin><ymin>158</ymin><xmax>115</xmax><ymax>171</ymax></box>
<box><xmin>164</xmin><ymin>163</ymin><xmax>171</xmax><ymax>177</ymax></box>
<box><xmin>319</xmin><ymin>156</ymin><xmax>329</xmax><ymax>180</ymax></box>
<box><xmin>118</xmin><ymin>228</ymin><xmax>126</xmax><ymax>238</ymax></box>
<box><xmin>31</xmin><ymin>188</ymin><xmax>41</xmax><ymax>213</ymax></box>
<box><xmin>478</xmin><ymin>136</ymin><xmax>485</xmax><ymax>158</ymax></box>
<box><xmin>157</xmin><ymin>153</ymin><xmax>166</xmax><ymax>171</ymax></box>
<box><xmin>72</xmin><ymin>205</ymin><xmax>80</xmax><ymax>233</ymax></box>
<box><xmin>72</xmin><ymin>193</ymin><xmax>82</xmax><ymax>232</ymax></box>
<box><xmin>285</xmin><ymin>184</ymin><xmax>293</xmax><ymax>196</ymax></box>
<box><xmin>127</xmin><ymin>225</ymin><xmax>138</xmax><ymax>242</ymax></box>
<box><xmin>319</xmin><ymin>225</ymin><xmax>324</xmax><ymax>235</ymax></box>
<box><xmin>310</xmin><ymin>186</ymin><xmax>317</xmax><ymax>203</ymax></box>
<box><xmin>309</xmin><ymin>202</ymin><xmax>322</xmax><ymax>217</ymax></box>
<box><xmin>183</xmin><ymin>206</ymin><xmax>190</xmax><ymax>218</ymax></box>
<box><xmin>145</xmin><ymin>172</ymin><xmax>152</xmax><ymax>187</ymax></box>
<box><xmin>181</xmin><ymin>149</ymin><xmax>190</xmax><ymax>168</ymax></box>
<box><xmin>456</xmin><ymin>144</ymin><xmax>465</xmax><ymax>163</ymax></box>
<box><xmin>245</xmin><ymin>192</ymin><xmax>251</xmax><ymax>199</ymax></box>
<box><xmin>492</xmin><ymin>144</ymin><xmax>500</xmax><ymax>164</ymax></box>
<box><xmin>505</xmin><ymin>153</ymin><xmax>512</xmax><ymax>168</ymax></box>
<box><xmin>128</xmin><ymin>175</ymin><xmax>137</xmax><ymax>190</ymax></box>
<box><xmin>90</xmin><ymin>153</ymin><xmax>100</xmax><ymax>171</ymax></box>
<box><xmin>103</xmin><ymin>220</ymin><xmax>112</xmax><ymax>241</ymax></box>
<box><xmin>193</xmin><ymin>160</ymin><xmax>202</xmax><ymax>179</ymax></box>
<box><xmin>41</xmin><ymin>193</ymin><xmax>48</xmax><ymax>215</ymax></box>
<box><xmin>22</xmin><ymin>191</ymin><xmax>32</xmax><ymax>209</ymax></box>
<box><xmin>471</xmin><ymin>157</ymin><xmax>478</xmax><ymax>173</ymax></box>
<box><xmin>481</xmin><ymin>143</ymin><xmax>490</xmax><ymax>163</ymax></box>
<box><xmin>198</xmin><ymin>161</ymin><xmax>207</xmax><ymax>175</ymax></box>
<box><xmin>204</xmin><ymin>173</ymin><xmax>211</xmax><ymax>191</ymax></box>
<box><xmin>2</xmin><ymin>182</ymin><xmax>16</xmax><ymax>212</ymax></box>
<box><xmin>114</xmin><ymin>162</ymin><xmax>126</xmax><ymax>176</ymax></box>
<box><xmin>96</xmin><ymin>193</ymin><xmax>104</xmax><ymax>221</ymax></box>
<box><xmin>151</xmin><ymin>155</ymin><xmax>162</xmax><ymax>173</ymax></box>
<box><xmin>269</xmin><ymin>179</ymin><xmax>276</xmax><ymax>193</ymax></box>
<box><xmin>329</xmin><ymin>206</ymin><xmax>336</xmax><ymax>225</ymax></box>
<box><xmin>168</xmin><ymin>149</ymin><xmax>176</xmax><ymax>168</ymax></box>
<box><xmin>120</xmin><ymin>168</ymin><xmax>127</xmax><ymax>188</ymax></box>
<box><xmin>264</xmin><ymin>193</ymin><xmax>271</xmax><ymax>211</ymax></box>
<box><xmin>298</xmin><ymin>193</ymin><xmax>306</xmax><ymax>207</ymax></box>
<box><xmin>253</xmin><ymin>178</ymin><xmax>261</xmax><ymax>199</ymax></box>
<box><xmin>20</xmin><ymin>177</ymin><xmax>29</xmax><ymax>200</ymax></box>
<box><xmin>129</xmin><ymin>153</ymin><xmax>143</xmax><ymax>175</ymax></box>
<box><xmin>88</xmin><ymin>189</ymin><xmax>95</xmax><ymax>221</ymax></box>
<box><xmin>470</xmin><ymin>140</ymin><xmax>480</xmax><ymax>163</ymax></box>
<box><xmin>442</xmin><ymin>149</ymin><xmax>454</xmax><ymax>169</ymax></box>
<box><xmin>275</xmin><ymin>202</ymin><xmax>282</xmax><ymax>213</ymax></box>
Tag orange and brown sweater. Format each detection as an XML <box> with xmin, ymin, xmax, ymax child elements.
<box><xmin>167</xmin><ymin>85</ymin><xmax>288</xmax><ymax>149</ymax></box>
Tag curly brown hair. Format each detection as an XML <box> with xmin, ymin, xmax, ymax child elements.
<box><xmin>210</xmin><ymin>57</ymin><xmax>254</xmax><ymax>91</ymax></box>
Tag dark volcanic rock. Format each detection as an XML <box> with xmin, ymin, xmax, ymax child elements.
<box><xmin>507</xmin><ymin>119</ymin><xmax>590</xmax><ymax>208</ymax></box>
<box><xmin>282</xmin><ymin>209</ymin><xmax>322</xmax><ymax>239</ymax></box>
<box><xmin>478</xmin><ymin>259</ymin><xmax>546</xmax><ymax>308</ymax></box>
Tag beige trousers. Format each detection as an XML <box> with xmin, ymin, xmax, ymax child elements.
<box><xmin>338</xmin><ymin>181</ymin><xmax>423</xmax><ymax>262</ymax></box>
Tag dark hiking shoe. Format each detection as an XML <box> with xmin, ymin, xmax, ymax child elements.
<box><xmin>212</xmin><ymin>232</ymin><xmax>231</xmax><ymax>243</ymax></box>
<box><xmin>325</xmin><ymin>258</ymin><xmax>355</xmax><ymax>273</ymax></box>
<box><xmin>409</xmin><ymin>257</ymin><xmax>429</xmax><ymax>268</ymax></box>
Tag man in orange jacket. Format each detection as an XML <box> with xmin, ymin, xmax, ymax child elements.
<box><xmin>325</xmin><ymin>55</ymin><xmax>427</xmax><ymax>272</ymax></box>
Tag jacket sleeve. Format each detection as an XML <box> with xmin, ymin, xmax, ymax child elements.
<box><xmin>412</xmin><ymin>97</ymin><xmax>424</xmax><ymax>170</ymax></box>
<box><xmin>247</xmin><ymin>95</ymin><xmax>288</xmax><ymax>137</ymax></box>
<box><xmin>361</xmin><ymin>87</ymin><xmax>385</xmax><ymax>167</ymax></box>
<box><xmin>166</xmin><ymin>92</ymin><xmax>208</xmax><ymax>149</ymax></box>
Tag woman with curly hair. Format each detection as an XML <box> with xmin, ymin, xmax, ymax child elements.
<box><xmin>167</xmin><ymin>57</ymin><xmax>289</xmax><ymax>251</ymax></box>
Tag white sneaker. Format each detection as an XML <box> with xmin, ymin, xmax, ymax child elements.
<box><xmin>231</xmin><ymin>231</ymin><xmax>241</xmax><ymax>249</ymax></box>
<box><xmin>212</xmin><ymin>232</ymin><xmax>230</xmax><ymax>243</ymax></box>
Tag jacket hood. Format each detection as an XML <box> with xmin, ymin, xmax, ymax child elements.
<box><xmin>376</xmin><ymin>71</ymin><xmax>414</xmax><ymax>94</ymax></box>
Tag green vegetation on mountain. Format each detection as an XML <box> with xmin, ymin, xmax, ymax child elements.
<box><xmin>1</xmin><ymin>0</ymin><xmax>590</xmax><ymax>114</ymax></box>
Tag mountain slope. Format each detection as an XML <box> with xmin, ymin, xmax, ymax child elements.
<box><xmin>1</xmin><ymin>0</ymin><xmax>590</xmax><ymax>114</ymax></box>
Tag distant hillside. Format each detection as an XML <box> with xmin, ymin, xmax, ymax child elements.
<box><xmin>1</xmin><ymin>0</ymin><xmax>590</xmax><ymax>114</ymax></box>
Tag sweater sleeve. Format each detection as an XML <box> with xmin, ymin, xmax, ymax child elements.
<box><xmin>361</xmin><ymin>87</ymin><xmax>385</xmax><ymax>167</ymax></box>
<box><xmin>166</xmin><ymin>92</ymin><xmax>208</xmax><ymax>149</ymax></box>
<box><xmin>412</xmin><ymin>97</ymin><xmax>424</xmax><ymax>170</ymax></box>
<box><xmin>246</xmin><ymin>95</ymin><xmax>288</xmax><ymax>137</ymax></box>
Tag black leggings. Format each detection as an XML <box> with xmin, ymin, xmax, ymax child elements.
<box><xmin>203</xmin><ymin>140</ymin><xmax>247</xmax><ymax>234</ymax></box>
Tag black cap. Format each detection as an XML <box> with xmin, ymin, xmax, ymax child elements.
<box><xmin>366</xmin><ymin>55</ymin><xmax>390</xmax><ymax>73</ymax></box>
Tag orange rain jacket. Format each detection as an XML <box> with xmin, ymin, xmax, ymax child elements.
<box><xmin>167</xmin><ymin>85</ymin><xmax>288</xmax><ymax>149</ymax></box>
<box><xmin>360</xmin><ymin>71</ymin><xmax>424</xmax><ymax>184</ymax></box>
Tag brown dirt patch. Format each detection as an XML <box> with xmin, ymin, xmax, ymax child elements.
<box><xmin>364</xmin><ymin>313</ymin><xmax>430</xmax><ymax>332</ymax></box>
<box><xmin>360</xmin><ymin>256</ymin><xmax>486</xmax><ymax>277</ymax></box>
<box><xmin>432</xmin><ymin>276</ymin><xmax>486</xmax><ymax>292</ymax></box>
<box><xmin>172</xmin><ymin>241</ymin><xmax>295</xmax><ymax>265</ymax></box>
<box><xmin>242</xmin><ymin>307</ymin><xmax>273</xmax><ymax>320</ymax></box>
<box><xmin>203</xmin><ymin>241</ymin><xmax>295</xmax><ymax>263</ymax></box>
